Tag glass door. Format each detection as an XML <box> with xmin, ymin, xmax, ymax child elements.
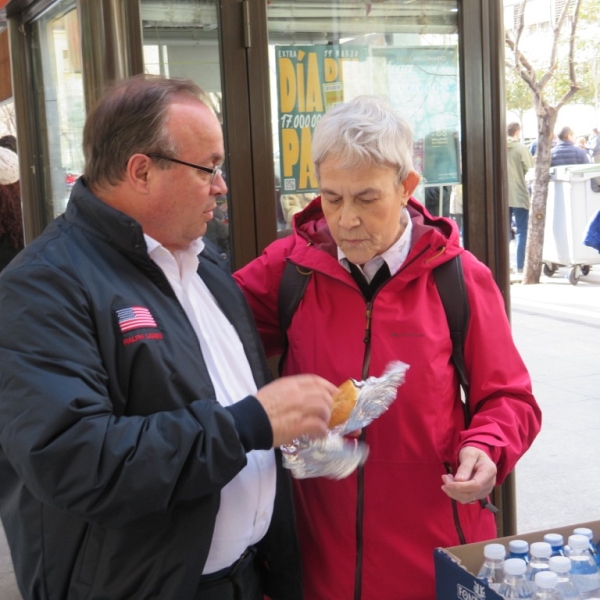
<box><xmin>140</xmin><ymin>0</ymin><xmax>230</xmax><ymax>266</ymax></box>
<box><xmin>32</xmin><ymin>0</ymin><xmax>84</xmax><ymax>218</ymax></box>
<box><xmin>266</xmin><ymin>1</ymin><xmax>462</xmax><ymax>236</ymax></box>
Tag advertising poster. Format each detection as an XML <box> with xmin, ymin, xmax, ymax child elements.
<box><xmin>275</xmin><ymin>45</ymin><xmax>367</xmax><ymax>194</ymax></box>
<box><xmin>274</xmin><ymin>45</ymin><xmax>459</xmax><ymax>193</ymax></box>
<box><xmin>372</xmin><ymin>46</ymin><xmax>460</xmax><ymax>185</ymax></box>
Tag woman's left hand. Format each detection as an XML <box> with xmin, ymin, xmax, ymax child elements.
<box><xmin>440</xmin><ymin>446</ymin><xmax>497</xmax><ymax>504</ymax></box>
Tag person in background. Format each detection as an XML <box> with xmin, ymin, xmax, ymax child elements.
<box><xmin>587</xmin><ymin>127</ymin><xmax>600</xmax><ymax>164</ymax></box>
<box><xmin>507</xmin><ymin>122</ymin><xmax>534</xmax><ymax>274</ymax></box>
<box><xmin>529</xmin><ymin>134</ymin><xmax>557</xmax><ymax>158</ymax></box>
<box><xmin>204</xmin><ymin>195</ymin><xmax>230</xmax><ymax>269</ymax></box>
<box><xmin>0</xmin><ymin>146</ymin><xmax>23</xmax><ymax>271</ymax></box>
<box><xmin>234</xmin><ymin>96</ymin><xmax>541</xmax><ymax>600</ymax></box>
<box><xmin>0</xmin><ymin>134</ymin><xmax>17</xmax><ymax>154</ymax></box>
<box><xmin>551</xmin><ymin>126</ymin><xmax>590</xmax><ymax>166</ymax></box>
<box><xmin>577</xmin><ymin>136</ymin><xmax>588</xmax><ymax>152</ymax></box>
<box><xmin>0</xmin><ymin>75</ymin><xmax>336</xmax><ymax>600</ymax></box>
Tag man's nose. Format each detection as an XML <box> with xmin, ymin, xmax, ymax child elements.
<box><xmin>212</xmin><ymin>173</ymin><xmax>228</xmax><ymax>196</ymax></box>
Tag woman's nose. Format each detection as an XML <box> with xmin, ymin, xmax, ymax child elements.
<box><xmin>339</xmin><ymin>201</ymin><xmax>360</xmax><ymax>228</ymax></box>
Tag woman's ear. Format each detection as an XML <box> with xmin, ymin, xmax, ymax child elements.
<box><xmin>402</xmin><ymin>170</ymin><xmax>421</xmax><ymax>197</ymax></box>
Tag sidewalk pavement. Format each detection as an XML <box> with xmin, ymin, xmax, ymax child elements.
<box><xmin>511</xmin><ymin>265</ymin><xmax>600</xmax><ymax>533</ymax></box>
<box><xmin>0</xmin><ymin>265</ymin><xmax>599</xmax><ymax>598</ymax></box>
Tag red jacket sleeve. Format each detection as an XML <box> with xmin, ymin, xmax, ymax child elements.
<box><xmin>233</xmin><ymin>237</ymin><xmax>295</xmax><ymax>358</ymax></box>
<box><xmin>457</xmin><ymin>251</ymin><xmax>542</xmax><ymax>482</ymax></box>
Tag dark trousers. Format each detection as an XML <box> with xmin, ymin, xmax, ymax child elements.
<box><xmin>195</xmin><ymin>547</ymin><xmax>262</xmax><ymax>600</ymax></box>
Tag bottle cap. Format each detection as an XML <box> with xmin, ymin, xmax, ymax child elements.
<box><xmin>569</xmin><ymin>534</ymin><xmax>591</xmax><ymax>551</ymax></box>
<box><xmin>535</xmin><ymin>570</ymin><xmax>558</xmax><ymax>588</ymax></box>
<box><xmin>509</xmin><ymin>539</ymin><xmax>529</xmax><ymax>553</ymax></box>
<box><xmin>483</xmin><ymin>543</ymin><xmax>506</xmax><ymax>560</ymax></box>
<box><xmin>503</xmin><ymin>558</ymin><xmax>527</xmax><ymax>575</ymax></box>
<box><xmin>574</xmin><ymin>527</ymin><xmax>593</xmax><ymax>540</ymax></box>
<box><xmin>530</xmin><ymin>541</ymin><xmax>552</xmax><ymax>558</ymax></box>
<box><xmin>549</xmin><ymin>556</ymin><xmax>571</xmax><ymax>573</ymax></box>
<box><xmin>544</xmin><ymin>533</ymin><xmax>564</xmax><ymax>547</ymax></box>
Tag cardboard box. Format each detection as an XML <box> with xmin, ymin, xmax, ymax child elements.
<box><xmin>434</xmin><ymin>519</ymin><xmax>600</xmax><ymax>599</ymax></box>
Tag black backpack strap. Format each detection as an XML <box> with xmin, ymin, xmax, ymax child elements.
<box><xmin>433</xmin><ymin>254</ymin><xmax>471</xmax><ymax>426</ymax></box>
<box><xmin>277</xmin><ymin>261</ymin><xmax>312</xmax><ymax>376</ymax></box>
<box><xmin>434</xmin><ymin>255</ymin><xmax>498</xmax><ymax>519</ymax></box>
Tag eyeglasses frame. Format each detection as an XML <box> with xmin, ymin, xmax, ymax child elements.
<box><xmin>146</xmin><ymin>153</ymin><xmax>222</xmax><ymax>184</ymax></box>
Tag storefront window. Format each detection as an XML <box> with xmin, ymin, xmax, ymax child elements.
<box><xmin>33</xmin><ymin>1</ymin><xmax>84</xmax><ymax>217</ymax></box>
<box><xmin>267</xmin><ymin>1</ymin><xmax>462</xmax><ymax>235</ymax></box>
<box><xmin>141</xmin><ymin>0</ymin><xmax>230</xmax><ymax>265</ymax></box>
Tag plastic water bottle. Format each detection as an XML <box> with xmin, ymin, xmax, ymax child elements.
<box><xmin>545</xmin><ymin>534</ymin><xmax>566</xmax><ymax>558</ymax></box>
<box><xmin>498</xmin><ymin>558</ymin><xmax>534</xmax><ymax>599</ymax></box>
<box><xmin>568</xmin><ymin>534</ymin><xmax>600</xmax><ymax>598</ymax></box>
<box><xmin>478</xmin><ymin>543</ymin><xmax>506</xmax><ymax>591</ymax></box>
<box><xmin>573</xmin><ymin>529</ymin><xmax>600</xmax><ymax>568</ymax></box>
<box><xmin>528</xmin><ymin>542</ymin><xmax>553</xmax><ymax>583</ymax></box>
<box><xmin>549</xmin><ymin>555</ymin><xmax>582</xmax><ymax>599</ymax></box>
<box><xmin>533</xmin><ymin>571</ymin><xmax>563</xmax><ymax>599</ymax></box>
<box><xmin>510</xmin><ymin>540</ymin><xmax>531</xmax><ymax>564</ymax></box>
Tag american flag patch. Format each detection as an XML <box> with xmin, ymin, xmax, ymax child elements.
<box><xmin>116</xmin><ymin>306</ymin><xmax>158</xmax><ymax>333</ymax></box>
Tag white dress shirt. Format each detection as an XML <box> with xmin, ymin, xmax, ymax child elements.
<box><xmin>145</xmin><ymin>235</ymin><xmax>276</xmax><ymax>574</ymax></box>
<box><xmin>337</xmin><ymin>207</ymin><xmax>412</xmax><ymax>280</ymax></box>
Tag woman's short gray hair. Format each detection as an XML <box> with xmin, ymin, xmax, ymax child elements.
<box><xmin>312</xmin><ymin>96</ymin><xmax>414</xmax><ymax>183</ymax></box>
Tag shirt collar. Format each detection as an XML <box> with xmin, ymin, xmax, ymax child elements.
<box><xmin>144</xmin><ymin>235</ymin><xmax>205</xmax><ymax>257</ymax></box>
<box><xmin>337</xmin><ymin>207</ymin><xmax>412</xmax><ymax>282</ymax></box>
<box><xmin>144</xmin><ymin>234</ymin><xmax>205</xmax><ymax>285</ymax></box>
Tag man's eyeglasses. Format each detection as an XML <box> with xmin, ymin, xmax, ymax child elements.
<box><xmin>146</xmin><ymin>153</ymin><xmax>222</xmax><ymax>184</ymax></box>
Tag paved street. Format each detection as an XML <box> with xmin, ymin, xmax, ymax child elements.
<box><xmin>0</xmin><ymin>264</ymin><xmax>599</xmax><ymax>598</ymax></box>
<box><xmin>512</xmin><ymin>265</ymin><xmax>600</xmax><ymax>533</ymax></box>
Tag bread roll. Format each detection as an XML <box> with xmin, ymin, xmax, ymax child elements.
<box><xmin>329</xmin><ymin>379</ymin><xmax>358</xmax><ymax>428</ymax></box>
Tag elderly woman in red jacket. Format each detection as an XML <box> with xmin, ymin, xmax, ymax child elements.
<box><xmin>234</xmin><ymin>96</ymin><xmax>541</xmax><ymax>600</ymax></box>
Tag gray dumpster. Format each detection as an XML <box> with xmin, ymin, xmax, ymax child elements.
<box><xmin>542</xmin><ymin>164</ymin><xmax>600</xmax><ymax>285</ymax></box>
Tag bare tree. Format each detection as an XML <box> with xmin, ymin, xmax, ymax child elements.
<box><xmin>505</xmin><ymin>0</ymin><xmax>584</xmax><ymax>284</ymax></box>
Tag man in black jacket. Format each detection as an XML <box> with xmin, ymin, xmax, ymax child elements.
<box><xmin>0</xmin><ymin>76</ymin><xmax>335</xmax><ymax>600</ymax></box>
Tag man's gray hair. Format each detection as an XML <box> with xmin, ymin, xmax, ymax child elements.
<box><xmin>311</xmin><ymin>96</ymin><xmax>414</xmax><ymax>183</ymax></box>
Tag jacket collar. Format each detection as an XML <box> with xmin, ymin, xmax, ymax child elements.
<box><xmin>65</xmin><ymin>178</ymin><xmax>149</xmax><ymax>259</ymax></box>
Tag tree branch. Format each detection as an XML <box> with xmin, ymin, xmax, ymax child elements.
<box><xmin>505</xmin><ymin>35</ymin><xmax>538</xmax><ymax>88</ymax></box>
<box><xmin>567</xmin><ymin>0</ymin><xmax>583</xmax><ymax>84</ymax></box>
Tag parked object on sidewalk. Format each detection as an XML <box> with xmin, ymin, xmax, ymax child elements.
<box><xmin>543</xmin><ymin>165</ymin><xmax>600</xmax><ymax>285</ymax></box>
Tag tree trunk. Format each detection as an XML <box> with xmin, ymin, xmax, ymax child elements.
<box><xmin>522</xmin><ymin>102</ymin><xmax>558</xmax><ymax>284</ymax></box>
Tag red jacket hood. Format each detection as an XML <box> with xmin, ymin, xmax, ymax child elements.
<box><xmin>289</xmin><ymin>195</ymin><xmax>463</xmax><ymax>276</ymax></box>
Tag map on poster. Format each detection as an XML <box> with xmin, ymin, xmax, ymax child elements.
<box><xmin>275</xmin><ymin>45</ymin><xmax>459</xmax><ymax>193</ymax></box>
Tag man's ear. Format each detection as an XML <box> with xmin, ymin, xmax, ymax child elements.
<box><xmin>402</xmin><ymin>170</ymin><xmax>421</xmax><ymax>197</ymax></box>
<box><xmin>127</xmin><ymin>154</ymin><xmax>153</xmax><ymax>193</ymax></box>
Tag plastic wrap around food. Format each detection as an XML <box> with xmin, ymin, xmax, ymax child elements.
<box><xmin>281</xmin><ymin>361</ymin><xmax>409</xmax><ymax>480</ymax></box>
